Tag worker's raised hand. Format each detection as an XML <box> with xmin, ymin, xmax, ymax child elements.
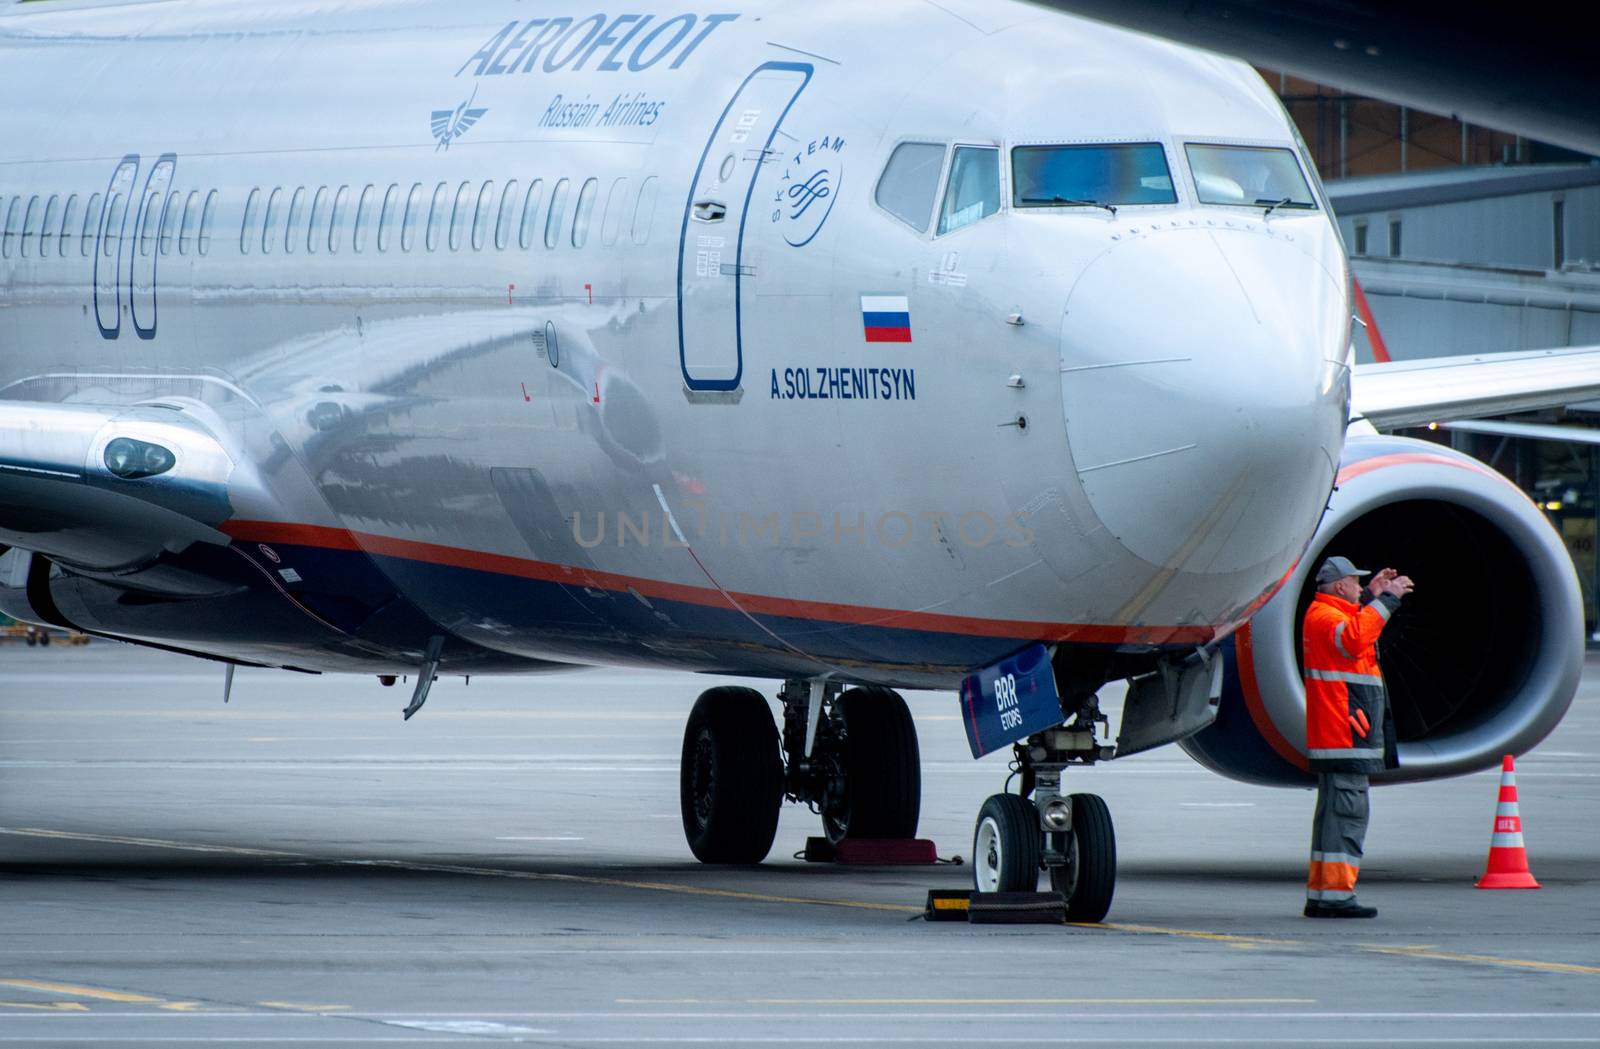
<box><xmin>1368</xmin><ymin>567</ymin><xmax>1398</xmax><ymax>596</ymax></box>
<box><xmin>1385</xmin><ymin>574</ymin><xmax>1415</xmax><ymax>598</ymax></box>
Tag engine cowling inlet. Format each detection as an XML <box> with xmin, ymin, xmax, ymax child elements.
<box><xmin>1182</xmin><ymin>434</ymin><xmax>1584</xmax><ymax>786</ymax></box>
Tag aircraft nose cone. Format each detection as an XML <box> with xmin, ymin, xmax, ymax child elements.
<box><xmin>1060</xmin><ymin>228</ymin><xmax>1347</xmax><ymax>583</ymax></box>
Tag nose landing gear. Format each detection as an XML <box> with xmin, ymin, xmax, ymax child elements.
<box><xmin>972</xmin><ymin>718</ymin><xmax>1118</xmax><ymax>921</ymax></box>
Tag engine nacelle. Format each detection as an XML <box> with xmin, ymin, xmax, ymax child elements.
<box><xmin>1182</xmin><ymin>434</ymin><xmax>1584</xmax><ymax>786</ymax></box>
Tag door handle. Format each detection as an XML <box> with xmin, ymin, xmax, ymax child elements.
<box><xmin>692</xmin><ymin>200</ymin><xmax>727</xmax><ymax>223</ymax></box>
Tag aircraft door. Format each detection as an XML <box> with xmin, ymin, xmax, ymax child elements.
<box><xmin>129</xmin><ymin>154</ymin><xmax>175</xmax><ymax>340</ymax></box>
<box><xmin>677</xmin><ymin>63</ymin><xmax>812</xmax><ymax>393</ymax></box>
<box><xmin>93</xmin><ymin>155</ymin><xmax>139</xmax><ymax>339</ymax></box>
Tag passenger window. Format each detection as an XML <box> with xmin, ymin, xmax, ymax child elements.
<box><xmin>103</xmin><ymin>193</ymin><xmax>126</xmax><ymax>258</ymax></box>
<box><xmin>572</xmin><ymin>178</ymin><xmax>598</xmax><ymax>248</ymax></box>
<box><xmin>876</xmin><ymin>142</ymin><xmax>946</xmax><ymax>233</ymax></box>
<box><xmin>545</xmin><ymin>178</ymin><xmax>570</xmax><ymax>249</ymax></box>
<box><xmin>374</xmin><ymin>185</ymin><xmax>396</xmax><ymax>253</ymax></box>
<box><xmin>197</xmin><ymin>190</ymin><xmax>217</xmax><ymax>257</ymax></box>
<box><xmin>261</xmin><ymin>188</ymin><xmax>282</xmax><ymax>255</ymax></box>
<box><xmin>307</xmin><ymin>187</ymin><xmax>328</xmax><ymax>254</ymax></box>
<box><xmin>519</xmin><ymin>180</ymin><xmax>544</xmax><ymax>250</ymax></box>
<box><xmin>284</xmin><ymin>187</ymin><xmax>306</xmax><ymax>254</ymax></box>
<box><xmin>241</xmin><ymin>188</ymin><xmax>261</xmax><ymax>255</ymax></box>
<box><xmin>426</xmin><ymin>182</ymin><xmax>448</xmax><ymax>252</ymax></box>
<box><xmin>21</xmin><ymin>195</ymin><xmax>41</xmax><ymax>258</ymax></box>
<box><xmin>495</xmin><ymin>179</ymin><xmax>519</xmax><ymax>250</ymax></box>
<box><xmin>178</xmin><ymin>190</ymin><xmax>199</xmax><ymax>255</ymax></box>
<box><xmin>449</xmin><ymin>181</ymin><xmax>472</xmax><ymax>251</ymax></box>
<box><xmin>472</xmin><ymin>180</ymin><xmax>495</xmax><ymax>251</ymax></box>
<box><xmin>938</xmin><ymin>147</ymin><xmax>1000</xmax><ymax>235</ymax></box>
<box><xmin>632</xmin><ymin>176</ymin><xmax>658</xmax><ymax>245</ymax></box>
<box><xmin>329</xmin><ymin>186</ymin><xmax>350</xmax><ymax>254</ymax></box>
<box><xmin>40</xmin><ymin>195</ymin><xmax>60</xmax><ymax>256</ymax></box>
<box><xmin>59</xmin><ymin>194</ymin><xmax>79</xmax><ymax>258</ymax></box>
<box><xmin>401</xmin><ymin>183</ymin><xmax>425</xmax><ymax>252</ymax></box>
<box><xmin>600</xmin><ymin>177</ymin><xmax>630</xmax><ymax>247</ymax></box>
<box><xmin>1014</xmin><ymin>143</ymin><xmax>1176</xmax><ymax>208</ymax></box>
<box><xmin>80</xmin><ymin>193</ymin><xmax>100</xmax><ymax>257</ymax></box>
<box><xmin>157</xmin><ymin>191</ymin><xmax>178</xmax><ymax>256</ymax></box>
<box><xmin>353</xmin><ymin>185</ymin><xmax>375</xmax><ymax>253</ymax></box>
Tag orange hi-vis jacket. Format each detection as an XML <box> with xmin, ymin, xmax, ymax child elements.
<box><xmin>1302</xmin><ymin>591</ymin><xmax>1402</xmax><ymax>774</ymax></box>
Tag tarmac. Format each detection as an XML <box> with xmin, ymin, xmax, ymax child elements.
<box><xmin>1</xmin><ymin>640</ymin><xmax>1597</xmax><ymax>1046</ymax></box>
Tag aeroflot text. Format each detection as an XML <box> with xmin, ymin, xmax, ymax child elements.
<box><xmin>457</xmin><ymin>14</ymin><xmax>738</xmax><ymax>78</ymax></box>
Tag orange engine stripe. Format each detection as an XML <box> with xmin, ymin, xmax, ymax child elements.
<box><xmin>1234</xmin><ymin>623</ymin><xmax>1309</xmax><ymax>771</ymax></box>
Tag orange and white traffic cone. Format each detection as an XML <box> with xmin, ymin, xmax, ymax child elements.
<box><xmin>1475</xmin><ymin>754</ymin><xmax>1540</xmax><ymax>890</ymax></box>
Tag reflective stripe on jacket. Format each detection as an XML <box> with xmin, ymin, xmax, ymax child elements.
<box><xmin>1302</xmin><ymin>591</ymin><xmax>1401</xmax><ymax>774</ymax></box>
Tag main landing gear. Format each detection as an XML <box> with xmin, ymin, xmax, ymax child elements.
<box><xmin>678</xmin><ymin>680</ymin><xmax>921</xmax><ymax>864</ymax></box>
<box><xmin>972</xmin><ymin>710</ymin><xmax>1118</xmax><ymax>922</ymax></box>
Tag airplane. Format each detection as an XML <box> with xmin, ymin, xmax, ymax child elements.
<box><xmin>3</xmin><ymin>0</ymin><xmax>1599</xmax><ymax>922</ymax></box>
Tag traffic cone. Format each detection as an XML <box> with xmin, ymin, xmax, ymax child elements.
<box><xmin>1475</xmin><ymin>755</ymin><xmax>1540</xmax><ymax>890</ymax></box>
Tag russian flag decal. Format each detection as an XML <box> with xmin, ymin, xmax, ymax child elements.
<box><xmin>861</xmin><ymin>294</ymin><xmax>911</xmax><ymax>343</ymax></box>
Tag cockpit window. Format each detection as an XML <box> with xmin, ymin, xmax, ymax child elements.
<box><xmin>1185</xmin><ymin>144</ymin><xmax>1317</xmax><ymax>210</ymax></box>
<box><xmin>876</xmin><ymin>141</ymin><xmax>946</xmax><ymax>233</ymax></box>
<box><xmin>938</xmin><ymin>146</ymin><xmax>1000</xmax><ymax>235</ymax></box>
<box><xmin>1012</xmin><ymin>143</ymin><xmax>1176</xmax><ymax>208</ymax></box>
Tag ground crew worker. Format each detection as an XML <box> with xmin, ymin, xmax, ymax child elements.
<box><xmin>1302</xmin><ymin>555</ymin><xmax>1413</xmax><ymax>918</ymax></box>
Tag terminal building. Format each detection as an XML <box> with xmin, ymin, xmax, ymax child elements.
<box><xmin>1269</xmin><ymin>73</ymin><xmax>1600</xmax><ymax>638</ymax></box>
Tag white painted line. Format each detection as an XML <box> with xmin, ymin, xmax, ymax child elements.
<box><xmin>383</xmin><ymin>1019</ymin><xmax>552</xmax><ymax>1034</ymax></box>
<box><xmin>0</xmin><ymin>1038</ymin><xmax>1590</xmax><ymax>1045</ymax></box>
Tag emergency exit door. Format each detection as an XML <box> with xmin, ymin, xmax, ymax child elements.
<box><xmin>677</xmin><ymin>62</ymin><xmax>812</xmax><ymax>393</ymax></box>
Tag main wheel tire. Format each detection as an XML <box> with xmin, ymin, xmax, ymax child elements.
<box><xmin>680</xmin><ymin>686</ymin><xmax>783</xmax><ymax>864</ymax></box>
<box><xmin>972</xmin><ymin>793</ymin><xmax>1042</xmax><ymax>893</ymax></box>
<box><xmin>820</xmin><ymin>686</ymin><xmax>921</xmax><ymax>844</ymax></box>
<box><xmin>1049</xmin><ymin>792</ymin><xmax>1117</xmax><ymax>921</ymax></box>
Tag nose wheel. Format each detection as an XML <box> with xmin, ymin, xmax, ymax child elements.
<box><xmin>973</xmin><ymin>793</ymin><xmax>1042</xmax><ymax>892</ymax></box>
<box><xmin>971</xmin><ymin>733</ymin><xmax>1118</xmax><ymax>921</ymax></box>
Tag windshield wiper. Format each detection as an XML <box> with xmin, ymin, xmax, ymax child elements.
<box><xmin>1026</xmin><ymin>195</ymin><xmax>1118</xmax><ymax>216</ymax></box>
<box><xmin>1255</xmin><ymin>197</ymin><xmax>1313</xmax><ymax>216</ymax></box>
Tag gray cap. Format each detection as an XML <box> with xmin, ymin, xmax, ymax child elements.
<box><xmin>1316</xmin><ymin>555</ymin><xmax>1370</xmax><ymax>584</ymax></box>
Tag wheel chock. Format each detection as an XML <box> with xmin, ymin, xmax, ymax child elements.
<box><xmin>922</xmin><ymin>890</ymin><xmax>1067</xmax><ymax>924</ymax></box>
<box><xmin>803</xmin><ymin>837</ymin><xmax>939</xmax><ymax>865</ymax></box>
<box><xmin>924</xmin><ymin>890</ymin><xmax>973</xmax><ymax>921</ymax></box>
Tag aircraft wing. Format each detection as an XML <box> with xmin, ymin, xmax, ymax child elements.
<box><xmin>1022</xmin><ymin>1</ymin><xmax>1600</xmax><ymax>158</ymax></box>
<box><xmin>1350</xmin><ymin>346</ymin><xmax>1600</xmax><ymax>431</ymax></box>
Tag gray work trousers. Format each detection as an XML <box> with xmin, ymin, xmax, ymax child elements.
<box><xmin>1307</xmin><ymin>772</ymin><xmax>1370</xmax><ymax>904</ymax></box>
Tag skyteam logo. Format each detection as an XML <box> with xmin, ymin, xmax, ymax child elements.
<box><xmin>432</xmin><ymin>87</ymin><xmax>489</xmax><ymax>150</ymax></box>
<box><xmin>773</xmin><ymin>133</ymin><xmax>845</xmax><ymax>248</ymax></box>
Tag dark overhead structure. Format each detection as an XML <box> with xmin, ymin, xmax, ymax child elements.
<box><xmin>1028</xmin><ymin>1</ymin><xmax>1600</xmax><ymax>158</ymax></box>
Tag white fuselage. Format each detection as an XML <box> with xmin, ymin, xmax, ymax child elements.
<box><xmin>0</xmin><ymin>0</ymin><xmax>1350</xmax><ymax>684</ymax></box>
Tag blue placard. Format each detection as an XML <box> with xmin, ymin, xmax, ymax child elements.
<box><xmin>959</xmin><ymin>643</ymin><xmax>1064</xmax><ymax>758</ymax></box>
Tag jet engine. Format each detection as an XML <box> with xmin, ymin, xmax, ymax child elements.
<box><xmin>1182</xmin><ymin>434</ymin><xmax>1584</xmax><ymax>786</ymax></box>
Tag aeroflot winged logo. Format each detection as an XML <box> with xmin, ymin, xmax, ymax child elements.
<box><xmin>456</xmin><ymin>13</ymin><xmax>740</xmax><ymax>78</ymax></box>
<box><xmin>432</xmin><ymin>87</ymin><xmax>489</xmax><ymax>150</ymax></box>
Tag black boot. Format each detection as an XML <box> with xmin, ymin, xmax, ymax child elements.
<box><xmin>1304</xmin><ymin>900</ymin><xmax>1377</xmax><ymax>918</ymax></box>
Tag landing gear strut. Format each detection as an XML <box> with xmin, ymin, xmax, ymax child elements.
<box><xmin>972</xmin><ymin>700</ymin><xmax>1118</xmax><ymax>921</ymax></box>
